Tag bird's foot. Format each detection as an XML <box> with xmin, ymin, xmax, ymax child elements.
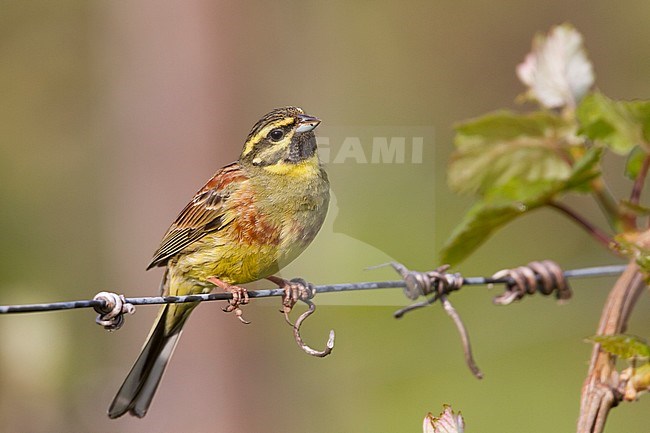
<box><xmin>266</xmin><ymin>276</ymin><xmax>315</xmax><ymax>325</ymax></box>
<box><xmin>207</xmin><ymin>277</ymin><xmax>250</xmax><ymax>324</ymax></box>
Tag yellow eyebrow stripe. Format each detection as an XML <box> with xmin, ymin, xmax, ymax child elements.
<box><xmin>241</xmin><ymin>117</ymin><xmax>295</xmax><ymax>156</ymax></box>
<box><xmin>251</xmin><ymin>130</ymin><xmax>296</xmax><ymax>163</ymax></box>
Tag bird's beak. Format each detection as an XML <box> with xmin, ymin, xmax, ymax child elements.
<box><xmin>295</xmin><ymin>114</ymin><xmax>321</xmax><ymax>133</ymax></box>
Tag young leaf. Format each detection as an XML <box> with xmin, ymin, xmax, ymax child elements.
<box><xmin>620</xmin><ymin>200</ymin><xmax>650</xmax><ymax>217</ymax></box>
<box><xmin>587</xmin><ymin>334</ymin><xmax>650</xmax><ymax>361</ymax></box>
<box><xmin>623</xmin><ymin>363</ymin><xmax>650</xmax><ymax>400</ymax></box>
<box><xmin>625</xmin><ymin>146</ymin><xmax>649</xmax><ymax>180</ymax></box>
<box><xmin>628</xmin><ymin>99</ymin><xmax>650</xmax><ymax>144</ymax></box>
<box><xmin>516</xmin><ymin>23</ymin><xmax>594</xmax><ymax>109</ymax></box>
<box><xmin>563</xmin><ymin>146</ymin><xmax>604</xmax><ymax>191</ymax></box>
<box><xmin>577</xmin><ymin>92</ymin><xmax>650</xmax><ymax>154</ymax></box>
<box><xmin>442</xmin><ymin>146</ymin><xmax>602</xmax><ymax>264</ymax></box>
<box><xmin>449</xmin><ymin>110</ymin><xmax>573</xmax><ymax>196</ymax></box>
<box><xmin>423</xmin><ymin>405</ymin><xmax>464</xmax><ymax>433</ymax></box>
<box><xmin>614</xmin><ymin>233</ymin><xmax>650</xmax><ymax>277</ymax></box>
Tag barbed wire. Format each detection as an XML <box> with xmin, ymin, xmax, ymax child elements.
<box><xmin>0</xmin><ymin>263</ymin><xmax>626</xmax><ymax>315</ymax></box>
<box><xmin>0</xmin><ymin>261</ymin><xmax>628</xmax><ymax>372</ymax></box>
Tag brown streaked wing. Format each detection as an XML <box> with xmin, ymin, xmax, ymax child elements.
<box><xmin>146</xmin><ymin>162</ymin><xmax>248</xmax><ymax>269</ymax></box>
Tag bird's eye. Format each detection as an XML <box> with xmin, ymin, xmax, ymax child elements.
<box><xmin>269</xmin><ymin>129</ymin><xmax>284</xmax><ymax>141</ymax></box>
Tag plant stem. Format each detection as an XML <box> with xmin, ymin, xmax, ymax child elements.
<box><xmin>548</xmin><ymin>201</ymin><xmax>614</xmax><ymax>250</ymax></box>
<box><xmin>577</xmin><ymin>260</ymin><xmax>647</xmax><ymax>433</ymax></box>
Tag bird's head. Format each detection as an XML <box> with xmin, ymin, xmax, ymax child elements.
<box><xmin>239</xmin><ymin>106</ymin><xmax>321</xmax><ymax>173</ymax></box>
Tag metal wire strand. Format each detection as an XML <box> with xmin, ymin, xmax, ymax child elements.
<box><xmin>0</xmin><ymin>261</ymin><xmax>627</xmax><ymax>369</ymax></box>
<box><xmin>0</xmin><ymin>263</ymin><xmax>626</xmax><ymax>317</ymax></box>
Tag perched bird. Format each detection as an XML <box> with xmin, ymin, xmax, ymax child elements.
<box><xmin>108</xmin><ymin>106</ymin><xmax>330</xmax><ymax>419</ymax></box>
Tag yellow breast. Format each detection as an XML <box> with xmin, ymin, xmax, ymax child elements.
<box><xmin>170</xmin><ymin>159</ymin><xmax>329</xmax><ymax>290</ymax></box>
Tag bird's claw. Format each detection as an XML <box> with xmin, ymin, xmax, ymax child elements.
<box><xmin>223</xmin><ymin>286</ymin><xmax>250</xmax><ymax>324</ymax></box>
<box><xmin>207</xmin><ymin>277</ymin><xmax>250</xmax><ymax>324</ymax></box>
<box><xmin>267</xmin><ymin>276</ymin><xmax>315</xmax><ymax>325</ymax></box>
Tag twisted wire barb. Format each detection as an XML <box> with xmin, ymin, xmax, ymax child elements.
<box><xmin>93</xmin><ymin>292</ymin><xmax>135</xmax><ymax>330</ymax></box>
<box><xmin>491</xmin><ymin>260</ymin><xmax>572</xmax><ymax>305</ymax></box>
<box><xmin>386</xmin><ymin>261</ymin><xmax>623</xmax><ymax>379</ymax></box>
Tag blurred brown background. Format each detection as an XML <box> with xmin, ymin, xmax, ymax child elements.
<box><xmin>1</xmin><ymin>1</ymin><xmax>650</xmax><ymax>432</ymax></box>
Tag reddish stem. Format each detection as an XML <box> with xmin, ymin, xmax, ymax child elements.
<box><xmin>548</xmin><ymin>202</ymin><xmax>614</xmax><ymax>250</ymax></box>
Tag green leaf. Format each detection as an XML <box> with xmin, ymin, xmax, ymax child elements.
<box><xmin>577</xmin><ymin>92</ymin><xmax>650</xmax><ymax>154</ymax></box>
<box><xmin>614</xmin><ymin>234</ymin><xmax>650</xmax><ymax>277</ymax></box>
<box><xmin>620</xmin><ymin>200</ymin><xmax>650</xmax><ymax>216</ymax></box>
<box><xmin>625</xmin><ymin>363</ymin><xmax>650</xmax><ymax>399</ymax></box>
<box><xmin>625</xmin><ymin>146</ymin><xmax>648</xmax><ymax>180</ymax></box>
<box><xmin>441</xmin><ymin>199</ymin><xmax>529</xmax><ymax>265</ymax></box>
<box><xmin>563</xmin><ymin>146</ymin><xmax>604</xmax><ymax>191</ymax></box>
<box><xmin>587</xmin><ymin>334</ymin><xmax>650</xmax><ymax>361</ymax></box>
<box><xmin>628</xmin><ymin>100</ymin><xmax>650</xmax><ymax>144</ymax></box>
<box><xmin>441</xmin><ymin>146</ymin><xmax>602</xmax><ymax>264</ymax></box>
<box><xmin>449</xmin><ymin>110</ymin><xmax>573</xmax><ymax>196</ymax></box>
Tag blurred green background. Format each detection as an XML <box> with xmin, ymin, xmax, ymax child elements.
<box><xmin>1</xmin><ymin>1</ymin><xmax>650</xmax><ymax>432</ymax></box>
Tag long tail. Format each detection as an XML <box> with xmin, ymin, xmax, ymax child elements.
<box><xmin>108</xmin><ymin>305</ymin><xmax>183</xmax><ymax>418</ymax></box>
